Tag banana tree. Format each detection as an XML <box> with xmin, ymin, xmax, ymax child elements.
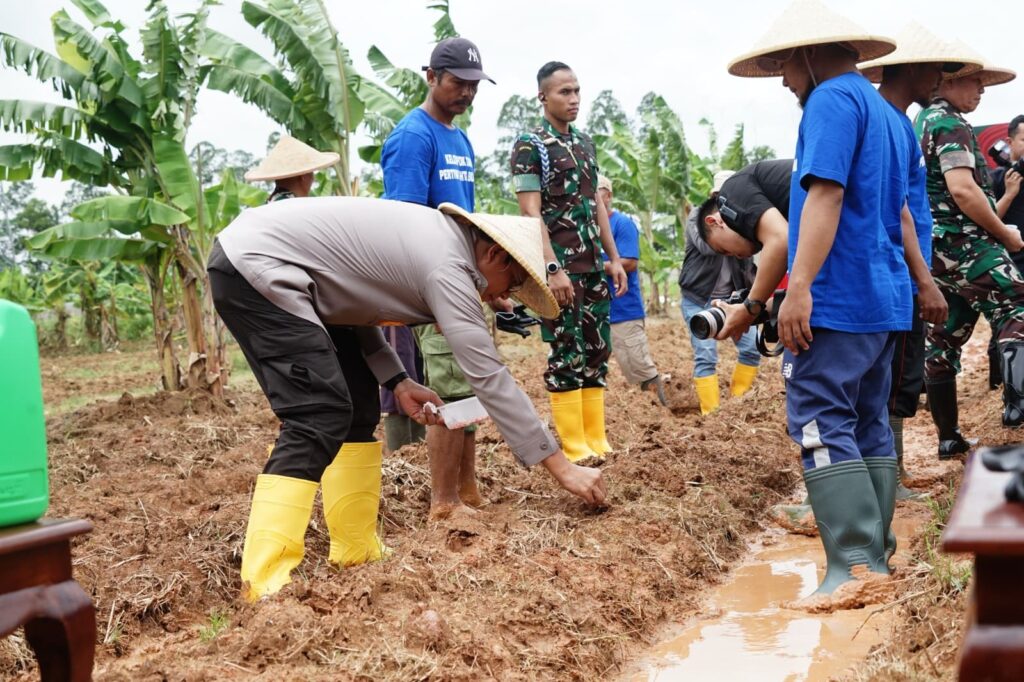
<box><xmin>200</xmin><ymin>0</ymin><xmax>368</xmax><ymax>195</ymax></box>
<box><xmin>594</xmin><ymin>93</ymin><xmax>694</xmax><ymax>314</ymax></box>
<box><xmin>0</xmin><ymin>0</ymin><xmax>232</xmax><ymax>393</ymax></box>
<box><xmin>203</xmin><ymin>0</ymin><xmax>464</xmax><ymax>182</ymax></box>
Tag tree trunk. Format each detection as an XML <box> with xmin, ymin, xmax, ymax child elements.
<box><xmin>142</xmin><ymin>258</ymin><xmax>181</xmax><ymax>391</ymax></box>
<box><xmin>80</xmin><ymin>282</ymin><xmax>100</xmax><ymax>348</ymax></box>
<box><xmin>53</xmin><ymin>305</ymin><xmax>68</xmax><ymax>350</ymax></box>
<box><xmin>172</xmin><ymin>226</ymin><xmax>224</xmax><ymax>396</ymax></box>
<box><xmin>202</xmin><ymin>271</ymin><xmax>230</xmax><ymax>389</ymax></box>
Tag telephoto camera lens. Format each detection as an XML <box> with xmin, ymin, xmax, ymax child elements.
<box><xmin>690</xmin><ymin>307</ymin><xmax>726</xmax><ymax>340</ymax></box>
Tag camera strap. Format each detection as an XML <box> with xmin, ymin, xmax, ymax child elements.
<box><xmin>756</xmin><ymin>289</ymin><xmax>787</xmax><ymax>358</ymax></box>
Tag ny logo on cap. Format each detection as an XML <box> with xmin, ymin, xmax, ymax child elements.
<box><xmin>467</xmin><ymin>47</ymin><xmax>480</xmax><ymax>63</ymax></box>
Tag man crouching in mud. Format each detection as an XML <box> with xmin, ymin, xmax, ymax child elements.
<box><xmin>729</xmin><ymin>0</ymin><xmax>912</xmax><ymax>605</ymax></box>
<box><xmin>208</xmin><ymin>196</ymin><xmax>607</xmax><ymax>601</ymax></box>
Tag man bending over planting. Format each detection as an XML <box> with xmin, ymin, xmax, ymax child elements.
<box><xmin>209</xmin><ymin>197</ymin><xmax>606</xmax><ymax>601</ymax></box>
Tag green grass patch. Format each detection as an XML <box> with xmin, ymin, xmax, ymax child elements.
<box><xmin>198</xmin><ymin>608</ymin><xmax>230</xmax><ymax>643</ymax></box>
<box><xmin>921</xmin><ymin>482</ymin><xmax>973</xmax><ymax>596</ymax></box>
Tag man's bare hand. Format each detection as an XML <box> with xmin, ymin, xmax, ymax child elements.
<box><xmin>542</xmin><ymin>451</ymin><xmax>607</xmax><ymax>505</ymax></box>
<box><xmin>777</xmin><ymin>286</ymin><xmax>814</xmax><ymax>355</ymax></box>
<box><xmin>548</xmin><ymin>270</ymin><xmax>574</xmax><ymax>307</ymax></box>
<box><xmin>1003</xmin><ymin>224</ymin><xmax>1024</xmax><ymax>253</ymax></box>
<box><xmin>712</xmin><ymin>300</ymin><xmax>756</xmax><ymax>342</ymax></box>
<box><xmin>488</xmin><ymin>297</ymin><xmax>514</xmax><ymax>313</ymax></box>
<box><xmin>1006</xmin><ymin>168</ymin><xmax>1022</xmax><ymax>198</ymax></box>
<box><xmin>394</xmin><ymin>379</ymin><xmax>444</xmax><ymax>426</ymax></box>
<box><xmin>916</xmin><ymin>280</ymin><xmax>948</xmax><ymax>325</ymax></box>
<box><xmin>606</xmin><ymin>259</ymin><xmax>628</xmax><ymax>298</ymax></box>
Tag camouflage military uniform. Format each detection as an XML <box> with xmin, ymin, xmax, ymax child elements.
<box><xmin>917</xmin><ymin>98</ymin><xmax>1024</xmax><ymax>380</ymax></box>
<box><xmin>511</xmin><ymin>119</ymin><xmax>611</xmax><ymax>392</ymax></box>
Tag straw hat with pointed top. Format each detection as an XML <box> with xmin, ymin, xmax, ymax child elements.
<box><xmin>244</xmin><ymin>135</ymin><xmax>341</xmax><ymax>182</ymax></box>
<box><xmin>943</xmin><ymin>40</ymin><xmax>1016</xmax><ymax>87</ymax></box>
<box><xmin>438</xmin><ymin>203</ymin><xmax>559</xmax><ymax>319</ymax></box>
<box><xmin>859</xmin><ymin>23</ymin><xmax>983</xmax><ymax>83</ymax></box>
<box><xmin>728</xmin><ymin>0</ymin><xmax>896</xmax><ymax>78</ymax></box>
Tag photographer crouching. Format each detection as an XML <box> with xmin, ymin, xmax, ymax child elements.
<box><xmin>695</xmin><ymin>159</ymin><xmax>793</xmax><ymax>345</ymax></box>
<box><xmin>678</xmin><ymin>171</ymin><xmax>762</xmax><ymax>415</ymax></box>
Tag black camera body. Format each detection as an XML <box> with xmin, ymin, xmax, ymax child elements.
<box><xmin>689</xmin><ymin>290</ymin><xmax>768</xmax><ymax>340</ymax></box>
<box><xmin>988</xmin><ymin>140</ymin><xmax>1024</xmax><ymax>176</ymax></box>
<box><xmin>688</xmin><ymin>288</ymin><xmax>786</xmax><ymax>357</ymax></box>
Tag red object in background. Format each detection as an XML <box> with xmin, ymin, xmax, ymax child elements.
<box><xmin>776</xmin><ymin>273</ymin><xmax>789</xmax><ymax>290</ymax></box>
<box><xmin>976</xmin><ymin>122</ymin><xmax>1009</xmax><ymax>170</ymax></box>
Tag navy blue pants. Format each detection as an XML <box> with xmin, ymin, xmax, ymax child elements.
<box><xmin>783</xmin><ymin>330</ymin><xmax>897</xmax><ymax>471</ymax></box>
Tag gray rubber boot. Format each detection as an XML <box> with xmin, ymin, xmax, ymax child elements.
<box><xmin>864</xmin><ymin>457</ymin><xmax>898</xmax><ymax>566</ymax></box>
<box><xmin>383</xmin><ymin>414</ymin><xmax>424</xmax><ymax>452</ymax></box>
<box><xmin>804</xmin><ymin>460</ymin><xmax>888</xmax><ymax>596</ymax></box>
<box><xmin>889</xmin><ymin>415</ymin><xmax>926</xmax><ymax>500</ymax></box>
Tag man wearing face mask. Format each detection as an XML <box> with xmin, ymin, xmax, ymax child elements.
<box><xmin>729</xmin><ymin>0</ymin><xmax>911</xmax><ymax>600</ymax></box>
<box><xmin>915</xmin><ymin>47</ymin><xmax>1024</xmax><ymax>447</ymax></box>
<box><xmin>511</xmin><ymin>61</ymin><xmax>628</xmax><ymax>466</ymax></box>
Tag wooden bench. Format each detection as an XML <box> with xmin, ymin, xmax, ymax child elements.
<box><xmin>0</xmin><ymin>519</ymin><xmax>95</xmax><ymax>681</ymax></box>
<box><xmin>942</xmin><ymin>451</ymin><xmax>1024</xmax><ymax>681</ymax></box>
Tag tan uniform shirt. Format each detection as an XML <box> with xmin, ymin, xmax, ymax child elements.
<box><xmin>217</xmin><ymin>197</ymin><xmax>558</xmax><ymax>466</ymax></box>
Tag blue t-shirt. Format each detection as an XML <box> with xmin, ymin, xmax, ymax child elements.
<box><xmin>884</xmin><ymin>100</ymin><xmax>932</xmax><ymax>294</ymax></box>
<box><xmin>602</xmin><ymin>210</ymin><xmax>645</xmax><ymax>323</ymax></box>
<box><xmin>381</xmin><ymin>108</ymin><xmax>475</xmax><ymax>210</ymax></box>
<box><xmin>789</xmin><ymin>72</ymin><xmax>912</xmax><ymax>333</ymax></box>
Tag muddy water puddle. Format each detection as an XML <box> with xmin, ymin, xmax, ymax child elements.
<box><xmin>631</xmin><ymin>517</ymin><xmax>920</xmax><ymax>681</ymax></box>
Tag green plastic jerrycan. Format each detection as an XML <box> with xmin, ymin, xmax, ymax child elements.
<box><xmin>0</xmin><ymin>299</ymin><xmax>49</xmax><ymax>527</ymax></box>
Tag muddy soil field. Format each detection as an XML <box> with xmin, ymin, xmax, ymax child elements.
<box><xmin>0</xmin><ymin>318</ymin><xmax>1012</xmax><ymax>680</ymax></box>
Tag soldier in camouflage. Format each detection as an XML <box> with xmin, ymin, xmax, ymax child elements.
<box><xmin>512</xmin><ymin>61</ymin><xmax>627</xmax><ymax>466</ymax></box>
<box><xmin>917</xmin><ymin>60</ymin><xmax>1024</xmax><ymax>452</ymax></box>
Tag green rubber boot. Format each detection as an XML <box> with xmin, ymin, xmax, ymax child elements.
<box><xmin>889</xmin><ymin>415</ymin><xmax>927</xmax><ymax>500</ymax></box>
<box><xmin>864</xmin><ymin>457</ymin><xmax>898</xmax><ymax>566</ymax></box>
<box><xmin>804</xmin><ymin>460</ymin><xmax>888</xmax><ymax>596</ymax></box>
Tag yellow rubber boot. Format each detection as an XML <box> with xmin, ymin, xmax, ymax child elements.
<box><xmin>240</xmin><ymin>474</ymin><xmax>318</xmax><ymax>602</ymax></box>
<box><xmin>549</xmin><ymin>390</ymin><xmax>601</xmax><ymax>463</ymax></box>
<box><xmin>581</xmin><ymin>387</ymin><xmax>613</xmax><ymax>454</ymax></box>
<box><xmin>320</xmin><ymin>441</ymin><xmax>391</xmax><ymax>567</ymax></box>
<box><xmin>694</xmin><ymin>375</ymin><xmax>720</xmax><ymax>415</ymax></box>
<box><xmin>730</xmin><ymin>363</ymin><xmax>759</xmax><ymax>397</ymax></box>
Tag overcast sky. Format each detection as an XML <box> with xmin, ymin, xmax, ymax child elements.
<box><xmin>2</xmin><ymin>0</ymin><xmax>1020</xmax><ymax>204</ymax></box>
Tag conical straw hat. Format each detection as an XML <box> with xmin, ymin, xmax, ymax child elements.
<box><xmin>244</xmin><ymin>135</ymin><xmax>341</xmax><ymax>182</ymax></box>
<box><xmin>438</xmin><ymin>203</ymin><xmax>559</xmax><ymax>319</ymax></box>
<box><xmin>976</xmin><ymin>63</ymin><xmax>1017</xmax><ymax>87</ymax></box>
<box><xmin>728</xmin><ymin>0</ymin><xmax>896</xmax><ymax>78</ymax></box>
<box><xmin>859</xmin><ymin>23</ymin><xmax>983</xmax><ymax>83</ymax></box>
<box><xmin>944</xmin><ymin>40</ymin><xmax>1016</xmax><ymax>87</ymax></box>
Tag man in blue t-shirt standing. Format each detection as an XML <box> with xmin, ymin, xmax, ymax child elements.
<box><xmin>380</xmin><ymin>37</ymin><xmax>496</xmax><ymax>520</ymax></box>
<box><xmin>596</xmin><ymin>176</ymin><xmax>666</xmax><ymax>406</ymax></box>
<box><xmin>859</xmin><ymin>26</ymin><xmax>977</xmax><ymax>498</ymax></box>
<box><xmin>729</xmin><ymin>0</ymin><xmax>911</xmax><ymax>601</ymax></box>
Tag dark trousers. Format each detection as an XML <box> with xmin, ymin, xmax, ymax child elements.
<box><xmin>888</xmin><ymin>299</ymin><xmax>925</xmax><ymax>418</ymax></box>
<box><xmin>208</xmin><ymin>242</ymin><xmax>380</xmax><ymax>482</ymax></box>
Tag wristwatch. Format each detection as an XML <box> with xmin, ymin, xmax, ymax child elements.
<box><xmin>743</xmin><ymin>298</ymin><xmax>765</xmax><ymax>317</ymax></box>
<box><xmin>545</xmin><ymin>261</ymin><xmax>562</xmax><ymax>275</ymax></box>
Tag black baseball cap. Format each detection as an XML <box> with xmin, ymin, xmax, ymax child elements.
<box><xmin>423</xmin><ymin>37</ymin><xmax>495</xmax><ymax>84</ymax></box>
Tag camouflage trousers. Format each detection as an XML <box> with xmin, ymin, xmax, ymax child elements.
<box><xmin>925</xmin><ymin>231</ymin><xmax>1024</xmax><ymax>382</ymax></box>
<box><xmin>541</xmin><ymin>271</ymin><xmax>611</xmax><ymax>392</ymax></box>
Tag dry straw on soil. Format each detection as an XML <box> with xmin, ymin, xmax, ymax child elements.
<box><xmin>7</xmin><ymin>317</ymin><xmax>1007</xmax><ymax>680</ymax></box>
